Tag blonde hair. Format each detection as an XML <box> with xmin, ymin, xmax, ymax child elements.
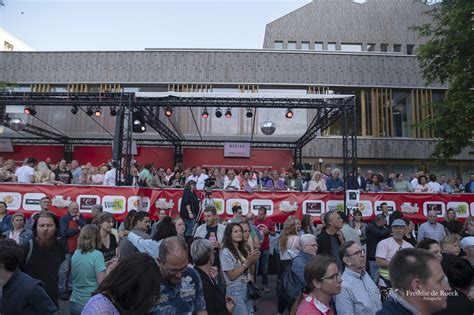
<box><xmin>440</xmin><ymin>234</ymin><xmax>460</xmax><ymax>249</ymax></box>
<box><xmin>311</xmin><ymin>171</ymin><xmax>322</xmax><ymax>181</ymax></box>
<box><xmin>279</xmin><ymin>216</ymin><xmax>299</xmax><ymax>252</ymax></box>
<box><xmin>77</xmin><ymin>224</ymin><xmax>100</xmax><ymax>254</ymax></box>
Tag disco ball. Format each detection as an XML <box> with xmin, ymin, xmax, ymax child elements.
<box><xmin>9</xmin><ymin>118</ymin><xmax>25</xmax><ymax>131</ymax></box>
<box><xmin>261</xmin><ymin>120</ymin><xmax>276</xmax><ymax>135</ymax></box>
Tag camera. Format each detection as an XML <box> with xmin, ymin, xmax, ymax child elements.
<box><xmin>204</xmin><ymin>177</ymin><xmax>215</xmax><ymax>188</ymax></box>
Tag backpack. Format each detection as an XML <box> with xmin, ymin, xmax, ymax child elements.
<box><xmin>277</xmin><ymin>258</ymin><xmax>302</xmax><ymax>306</ymax></box>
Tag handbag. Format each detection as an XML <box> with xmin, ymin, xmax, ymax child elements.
<box><xmin>247</xmin><ymin>281</ymin><xmax>262</xmax><ymax>300</ymax></box>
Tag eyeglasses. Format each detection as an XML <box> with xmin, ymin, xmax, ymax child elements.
<box><xmin>305</xmin><ymin>243</ymin><xmax>318</xmax><ymax>248</ymax></box>
<box><xmin>346</xmin><ymin>249</ymin><xmax>365</xmax><ymax>257</ymax></box>
<box><xmin>321</xmin><ymin>272</ymin><xmax>342</xmax><ymax>282</ymax></box>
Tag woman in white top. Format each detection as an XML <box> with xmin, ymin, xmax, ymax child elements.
<box><xmin>308</xmin><ymin>171</ymin><xmax>327</xmax><ymax>192</ymax></box>
<box><xmin>277</xmin><ymin>216</ymin><xmax>301</xmax><ymax>314</ymax></box>
<box><xmin>3</xmin><ymin>213</ymin><xmax>32</xmax><ymax>246</ymax></box>
<box><xmin>415</xmin><ymin>175</ymin><xmax>435</xmax><ymax>193</ymax></box>
<box><xmin>224</xmin><ymin>170</ymin><xmax>241</xmax><ymax>190</ymax></box>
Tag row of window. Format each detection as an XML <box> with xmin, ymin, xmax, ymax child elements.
<box><xmin>273</xmin><ymin>41</ymin><xmax>415</xmax><ymax>55</ymax></box>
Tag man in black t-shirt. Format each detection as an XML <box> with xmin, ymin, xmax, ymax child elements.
<box><xmin>21</xmin><ymin>212</ymin><xmax>66</xmax><ymax>307</ymax></box>
<box><xmin>53</xmin><ymin>159</ymin><xmax>73</xmax><ymax>184</ymax></box>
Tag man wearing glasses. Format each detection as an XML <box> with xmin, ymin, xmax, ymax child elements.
<box><xmin>375</xmin><ymin>219</ymin><xmax>413</xmax><ymax>288</ymax></box>
<box><xmin>150</xmin><ymin>236</ymin><xmax>206</xmax><ymax>315</ymax></box>
<box><xmin>335</xmin><ymin>241</ymin><xmax>382</xmax><ymax>315</ymax></box>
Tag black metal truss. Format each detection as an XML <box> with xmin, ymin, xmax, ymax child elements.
<box><xmin>140</xmin><ymin>106</ymin><xmax>182</xmax><ymax>145</ymax></box>
<box><xmin>342</xmin><ymin>96</ymin><xmax>358</xmax><ymax>190</ymax></box>
<box><xmin>1</xmin><ymin>119</ymin><xmax>69</xmax><ymax>143</ymax></box>
<box><xmin>0</xmin><ymin>92</ymin><xmax>351</xmax><ymax>109</ymax></box>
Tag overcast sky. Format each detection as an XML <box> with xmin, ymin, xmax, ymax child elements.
<box><xmin>0</xmin><ymin>0</ymin><xmax>310</xmax><ymax>51</ymax></box>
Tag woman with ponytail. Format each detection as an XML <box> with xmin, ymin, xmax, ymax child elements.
<box><xmin>291</xmin><ymin>255</ymin><xmax>342</xmax><ymax>315</ymax></box>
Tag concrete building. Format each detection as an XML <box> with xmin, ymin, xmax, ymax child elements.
<box><xmin>0</xmin><ymin>28</ymin><xmax>34</xmax><ymax>52</ymax></box>
<box><xmin>0</xmin><ymin>0</ymin><xmax>472</xmax><ymax>178</ymax></box>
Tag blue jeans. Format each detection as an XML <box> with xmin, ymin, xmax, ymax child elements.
<box><xmin>368</xmin><ymin>260</ymin><xmax>379</xmax><ymax>285</ymax></box>
<box><xmin>58</xmin><ymin>253</ymin><xmax>72</xmax><ymax>293</ymax></box>
<box><xmin>258</xmin><ymin>249</ymin><xmax>270</xmax><ymax>286</ymax></box>
<box><xmin>227</xmin><ymin>284</ymin><xmax>253</xmax><ymax>315</ymax></box>
<box><xmin>184</xmin><ymin>219</ymin><xmax>195</xmax><ymax>237</ymax></box>
<box><xmin>69</xmin><ymin>301</ymin><xmax>84</xmax><ymax>315</ymax></box>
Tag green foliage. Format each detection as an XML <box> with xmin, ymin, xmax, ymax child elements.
<box><xmin>0</xmin><ymin>81</ymin><xmax>17</xmax><ymax>92</ymax></box>
<box><xmin>414</xmin><ymin>0</ymin><xmax>474</xmax><ymax>163</ymax></box>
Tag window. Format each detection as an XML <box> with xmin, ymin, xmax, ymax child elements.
<box><xmin>394</xmin><ymin>44</ymin><xmax>402</xmax><ymax>53</ymax></box>
<box><xmin>4</xmin><ymin>41</ymin><xmax>13</xmax><ymax>51</ymax></box>
<box><xmin>392</xmin><ymin>92</ymin><xmax>411</xmax><ymax>137</ymax></box>
<box><xmin>287</xmin><ymin>41</ymin><xmax>297</xmax><ymax>50</ymax></box>
<box><xmin>380</xmin><ymin>44</ymin><xmax>389</xmax><ymax>52</ymax></box>
<box><xmin>367</xmin><ymin>43</ymin><xmax>375</xmax><ymax>51</ymax></box>
<box><xmin>327</xmin><ymin>42</ymin><xmax>337</xmax><ymax>51</ymax></box>
<box><xmin>314</xmin><ymin>42</ymin><xmax>323</xmax><ymax>51</ymax></box>
<box><xmin>341</xmin><ymin>43</ymin><xmax>362</xmax><ymax>52</ymax></box>
<box><xmin>274</xmin><ymin>41</ymin><xmax>283</xmax><ymax>49</ymax></box>
<box><xmin>407</xmin><ymin>45</ymin><xmax>415</xmax><ymax>55</ymax></box>
<box><xmin>301</xmin><ymin>41</ymin><xmax>310</xmax><ymax>50</ymax></box>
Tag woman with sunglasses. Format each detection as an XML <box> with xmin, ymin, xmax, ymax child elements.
<box><xmin>291</xmin><ymin>255</ymin><xmax>342</xmax><ymax>315</ymax></box>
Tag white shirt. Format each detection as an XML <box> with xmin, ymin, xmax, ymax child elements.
<box><xmin>428</xmin><ymin>181</ymin><xmax>442</xmax><ymax>193</ymax></box>
<box><xmin>410</xmin><ymin>178</ymin><xmax>419</xmax><ymax>190</ymax></box>
<box><xmin>103</xmin><ymin>168</ymin><xmax>117</xmax><ymax>186</ymax></box>
<box><xmin>15</xmin><ymin>165</ymin><xmax>35</xmax><ymax>183</ymax></box>
<box><xmin>186</xmin><ymin>173</ymin><xmax>209</xmax><ymax>190</ymax></box>
<box><xmin>224</xmin><ymin>177</ymin><xmax>240</xmax><ymax>190</ymax></box>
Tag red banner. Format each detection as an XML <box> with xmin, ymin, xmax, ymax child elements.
<box><xmin>0</xmin><ymin>184</ymin><xmax>472</xmax><ymax>223</ymax></box>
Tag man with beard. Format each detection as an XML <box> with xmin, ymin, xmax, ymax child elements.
<box><xmin>53</xmin><ymin>159</ymin><xmax>73</xmax><ymax>184</ymax></box>
<box><xmin>149</xmin><ymin>236</ymin><xmax>206</xmax><ymax>315</ymax></box>
<box><xmin>21</xmin><ymin>212</ymin><xmax>66</xmax><ymax>307</ymax></box>
<box><xmin>26</xmin><ymin>196</ymin><xmax>52</xmax><ymax>230</ymax></box>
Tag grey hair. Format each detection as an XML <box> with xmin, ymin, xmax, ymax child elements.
<box><xmin>190</xmin><ymin>239</ymin><xmax>214</xmax><ymax>266</ymax></box>
<box><xmin>158</xmin><ymin>236</ymin><xmax>187</xmax><ymax>263</ymax></box>
<box><xmin>299</xmin><ymin>233</ymin><xmax>316</xmax><ymax>248</ymax></box>
<box><xmin>332</xmin><ymin>168</ymin><xmax>341</xmax><ymax>175</ymax></box>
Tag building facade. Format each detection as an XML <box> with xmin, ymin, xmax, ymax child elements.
<box><xmin>0</xmin><ymin>0</ymin><xmax>472</xmax><ymax>178</ymax></box>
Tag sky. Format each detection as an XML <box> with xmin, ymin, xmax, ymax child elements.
<box><xmin>0</xmin><ymin>0</ymin><xmax>310</xmax><ymax>51</ymax></box>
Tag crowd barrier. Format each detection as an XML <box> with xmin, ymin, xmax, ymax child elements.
<box><xmin>0</xmin><ymin>184</ymin><xmax>472</xmax><ymax>223</ymax></box>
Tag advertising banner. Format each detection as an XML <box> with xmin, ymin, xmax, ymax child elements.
<box><xmin>0</xmin><ymin>184</ymin><xmax>472</xmax><ymax>223</ymax></box>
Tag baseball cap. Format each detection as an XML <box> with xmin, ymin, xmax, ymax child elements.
<box><xmin>391</xmin><ymin>219</ymin><xmax>407</xmax><ymax>227</ymax></box>
<box><xmin>460</xmin><ymin>236</ymin><xmax>474</xmax><ymax>249</ymax></box>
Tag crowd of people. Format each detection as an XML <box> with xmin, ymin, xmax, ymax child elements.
<box><xmin>1</xmin><ymin>156</ymin><xmax>473</xmax><ymax>194</ymax></box>
<box><xmin>0</xmin><ymin>187</ymin><xmax>473</xmax><ymax>314</ymax></box>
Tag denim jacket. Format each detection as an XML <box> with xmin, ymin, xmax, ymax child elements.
<box><xmin>3</xmin><ymin>228</ymin><xmax>33</xmax><ymax>246</ymax></box>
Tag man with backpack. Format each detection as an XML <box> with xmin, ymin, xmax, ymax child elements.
<box><xmin>278</xmin><ymin>234</ymin><xmax>318</xmax><ymax>312</ymax></box>
<box><xmin>21</xmin><ymin>212</ymin><xmax>66</xmax><ymax>308</ymax></box>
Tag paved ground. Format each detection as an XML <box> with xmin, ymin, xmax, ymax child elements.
<box><xmin>59</xmin><ymin>275</ymin><xmax>282</xmax><ymax>314</ymax></box>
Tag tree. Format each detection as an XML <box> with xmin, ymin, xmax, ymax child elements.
<box><xmin>414</xmin><ymin>0</ymin><xmax>474</xmax><ymax>164</ymax></box>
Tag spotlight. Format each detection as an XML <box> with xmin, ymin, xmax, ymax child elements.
<box><xmin>86</xmin><ymin>106</ymin><xmax>94</xmax><ymax>116</ymax></box>
<box><xmin>285</xmin><ymin>108</ymin><xmax>294</xmax><ymax>119</ymax></box>
<box><xmin>71</xmin><ymin>106</ymin><xmax>78</xmax><ymax>115</ymax></box>
<box><xmin>202</xmin><ymin>108</ymin><xmax>209</xmax><ymax>119</ymax></box>
<box><xmin>164</xmin><ymin>106</ymin><xmax>173</xmax><ymax>117</ymax></box>
<box><xmin>245</xmin><ymin>108</ymin><xmax>253</xmax><ymax>118</ymax></box>
<box><xmin>110</xmin><ymin>107</ymin><xmax>117</xmax><ymax>116</ymax></box>
<box><xmin>94</xmin><ymin>107</ymin><xmax>102</xmax><ymax>117</ymax></box>
<box><xmin>215</xmin><ymin>107</ymin><xmax>222</xmax><ymax>118</ymax></box>
<box><xmin>225</xmin><ymin>108</ymin><xmax>232</xmax><ymax>119</ymax></box>
<box><xmin>132</xmin><ymin>113</ymin><xmax>146</xmax><ymax>133</ymax></box>
<box><xmin>24</xmin><ymin>105</ymin><xmax>36</xmax><ymax>116</ymax></box>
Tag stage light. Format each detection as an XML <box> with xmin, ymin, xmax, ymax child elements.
<box><xmin>202</xmin><ymin>108</ymin><xmax>209</xmax><ymax>119</ymax></box>
<box><xmin>86</xmin><ymin>106</ymin><xmax>94</xmax><ymax>116</ymax></box>
<box><xmin>285</xmin><ymin>108</ymin><xmax>294</xmax><ymax>119</ymax></box>
<box><xmin>24</xmin><ymin>105</ymin><xmax>36</xmax><ymax>116</ymax></box>
<box><xmin>225</xmin><ymin>107</ymin><xmax>232</xmax><ymax>118</ymax></box>
<box><xmin>132</xmin><ymin>113</ymin><xmax>146</xmax><ymax>133</ymax></box>
<box><xmin>164</xmin><ymin>106</ymin><xmax>173</xmax><ymax>117</ymax></box>
<box><xmin>215</xmin><ymin>107</ymin><xmax>222</xmax><ymax>118</ymax></box>
<box><xmin>110</xmin><ymin>107</ymin><xmax>117</xmax><ymax>116</ymax></box>
<box><xmin>94</xmin><ymin>107</ymin><xmax>102</xmax><ymax>117</ymax></box>
<box><xmin>245</xmin><ymin>108</ymin><xmax>253</xmax><ymax>118</ymax></box>
<box><xmin>71</xmin><ymin>106</ymin><xmax>78</xmax><ymax>115</ymax></box>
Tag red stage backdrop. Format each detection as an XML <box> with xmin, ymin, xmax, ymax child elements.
<box><xmin>0</xmin><ymin>184</ymin><xmax>472</xmax><ymax>224</ymax></box>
